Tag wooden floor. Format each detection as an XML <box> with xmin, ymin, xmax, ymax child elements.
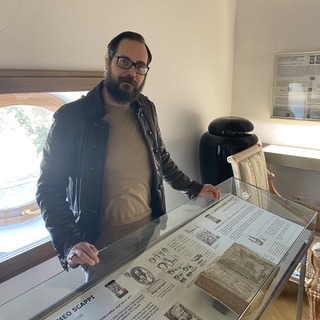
<box><xmin>261</xmin><ymin>231</ymin><xmax>319</xmax><ymax>320</ymax></box>
<box><xmin>261</xmin><ymin>281</ymin><xmax>310</xmax><ymax>320</ymax></box>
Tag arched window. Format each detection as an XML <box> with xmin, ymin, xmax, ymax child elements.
<box><xmin>0</xmin><ymin>93</ymin><xmax>63</xmax><ymax>227</ymax></box>
<box><xmin>0</xmin><ymin>70</ymin><xmax>103</xmax><ymax>282</ymax></box>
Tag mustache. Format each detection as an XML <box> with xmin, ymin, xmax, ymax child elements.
<box><xmin>118</xmin><ymin>76</ymin><xmax>137</xmax><ymax>86</ymax></box>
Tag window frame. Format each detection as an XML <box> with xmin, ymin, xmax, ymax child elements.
<box><xmin>0</xmin><ymin>93</ymin><xmax>65</xmax><ymax>226</ymax></box>
<box><xmin>0</xmin><ymin>69</ymin><xmax>103</xmax><ymax>283</ymax></box>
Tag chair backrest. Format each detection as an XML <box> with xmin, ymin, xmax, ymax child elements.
<box><xmin>227</xmin><ymin>144</ymin><xmax>270</xmax><ymax>192</ymax></box>
<box><xmin>226</xmin><ymin>144</ymin><xmax>278</xmax><ymax>208</ymax></box>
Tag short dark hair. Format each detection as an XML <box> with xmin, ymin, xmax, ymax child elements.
<box><xmin>106</xmin><ymin>31</ymin><xmax>152</xmax><ymax>65</ymax></box>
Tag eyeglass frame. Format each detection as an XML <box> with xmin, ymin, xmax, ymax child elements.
<box><xmin>114</xmin><ymin>56</ymin><xmax>150</xmax><ymax>75</ymax></box>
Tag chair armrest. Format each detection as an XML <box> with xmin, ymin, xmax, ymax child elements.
<box><xmin>267</xmin><ymin>170</ymin><xmax>281</xmax><ymax>196</ymax></box>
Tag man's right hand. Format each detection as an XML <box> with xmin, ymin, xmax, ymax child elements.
<box><xmin>67</xmin><ymin>242</ymin><xmax>99</xmax><ymax>268</ymax></box>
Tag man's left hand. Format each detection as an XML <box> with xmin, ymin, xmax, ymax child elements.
<box><xmin>198</xmin><ymin>184</ymin><xmax>221</xmax><ymax>200</ymax></box>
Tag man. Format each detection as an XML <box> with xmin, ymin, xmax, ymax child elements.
<box><xmin>36</xmin><ymin>31</ymin><xmax>220</xmax><ymax>273</ymax></box>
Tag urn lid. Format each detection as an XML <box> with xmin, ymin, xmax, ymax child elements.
<box><xmin>208</xmin><ymin>116</ymin><xmax>254</xmax><ymax>136</ymax></box>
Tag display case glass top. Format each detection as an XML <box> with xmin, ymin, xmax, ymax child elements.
<box><xmin>0</xmin><ymin>178</ymin><xmax>317</xmax><ymax>320</ymax></box>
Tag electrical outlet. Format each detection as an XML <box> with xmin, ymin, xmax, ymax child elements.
<box><xmin>293</xmin><ymin>195</ymin><xmax>310</xmax><ymax>204</ymax></box>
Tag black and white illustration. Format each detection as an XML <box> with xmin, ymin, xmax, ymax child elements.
<box><xmin>124</xmin><ymin>263</ymin><xmax>175</xmax><ymax>298</ymax></box>
<box><xmin>185</xmin><ymin>224</ymin><xmax>220</xmax><ymax>246</ymax></box>
<box><xmin>164</xmin><ymin>301</ymin><xmax>203</xmax><ymax>320</ymax></box>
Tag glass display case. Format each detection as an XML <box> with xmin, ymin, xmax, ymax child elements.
<box><xmin>0</xmin><ymin>178</ymin><xmax>317</xmax><ymax>320</ymax></box>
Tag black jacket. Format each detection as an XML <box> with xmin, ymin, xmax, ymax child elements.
<box><xmin>36</xmin><ymin>81</ymin><xmax>203</xmax><ymax>269</ymax></box>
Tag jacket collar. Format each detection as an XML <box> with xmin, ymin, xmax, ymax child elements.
<box><xmin>84</xmin><ymin>81</ymin><xmax>106</xmax><ymax>118</ymax></box>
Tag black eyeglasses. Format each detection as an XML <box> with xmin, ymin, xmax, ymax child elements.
<box><xmin>115</xmin><ymin>56</ymin><xmax>150</xmax><ymax>75</ymax></box>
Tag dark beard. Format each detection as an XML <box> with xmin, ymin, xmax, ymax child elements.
<box><xmin>104</xmin><ymin>70</ymin><xmax>145</xmax><ymax>104</ymax></box>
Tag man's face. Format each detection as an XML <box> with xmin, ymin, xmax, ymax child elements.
<box><xmin>104</xmin><ymin>39</ymin><xmax>148</xmax><ymax>104</ymax></box>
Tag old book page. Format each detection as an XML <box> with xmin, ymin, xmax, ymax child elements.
<box><xmin>195</xmin><ymin>242</ymin><xmax>277</xmax><ymax>315</ymax></box>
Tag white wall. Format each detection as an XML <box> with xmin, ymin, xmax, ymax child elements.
<box><xmin>0</xmin><ymin>0</ymin><xmax>237</xmax><ymax>306</ymax></box>
<box><xmin>232</xmin><ymin>0</ymin><xmax>320</xmax><ymax>204</ymax></box>
<box><xmin>1</xmin><ymin>0</ymin><xmax>236</xmax><ymax>210</ymax></box>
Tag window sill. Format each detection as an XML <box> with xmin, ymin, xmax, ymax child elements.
<box><xmin>0</xmin><ymin>239</ymin><xmax>56</xmax><ymax>283</ymax></box>
<box><xmin>0</xmin><ymin>216</ymin><xmax>55</xmax><ymax>284</ymax></box>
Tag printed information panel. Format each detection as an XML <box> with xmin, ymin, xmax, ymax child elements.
<box><xmin>45</xmin><ymin>194</ymin><xmax>304</xmax><ymax>320</ymax></box>
<box><xmin>271</xmin><ymin>51</ymin><xmax>320</xmax><ymax>120</ymax></box>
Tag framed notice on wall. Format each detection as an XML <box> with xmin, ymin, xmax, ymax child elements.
<box><xmin>271</xmin><ymin>51</ymin><xmax>320</xmax><ymax>120</ymax></box>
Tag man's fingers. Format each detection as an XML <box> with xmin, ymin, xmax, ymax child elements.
<box><xmin>71</xmin><ymin>251</ymin><xmax>97</xmax><ymax>267</ymax></box>
<box><xmin>198</xmin><ymin>184</ymin><xmax>221</xmax><ymax>200</ymax></box>
<box><xmin>67</xmin><ymin>242</ymin><xmax>99</xmax><ymax>267</ymax></box>
<box><xmin>213</xmin><ymin>187</ymin><xmax>221</xmax><ymax>199</ymax></box>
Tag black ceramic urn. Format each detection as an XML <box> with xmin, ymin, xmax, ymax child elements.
<box><xmin>199</xmin><ymin>116</ymin><xmax>258</xmax><ymax>185</ymax></box>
